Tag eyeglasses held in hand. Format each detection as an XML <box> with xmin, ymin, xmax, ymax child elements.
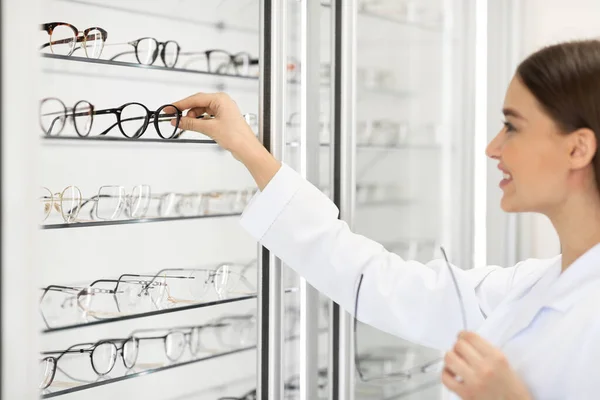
<box><xmin>353</xmin><ymin>246</ymin><xmax>466</xmax><ymax>382</ymax></box>
<box><xmin>173</xmin><ymin>112</ymin><xmax>258</xmax><ymax>139</ymax></box>
<box><xmin>40</xmin><ymin>338</ymin><xmax>138</xmax><ymax>389</ymax></box>
<box><xmin>106</xmin><ymin>37</ymin><xmax>181</xmax><ymax>68</ymax></box>
<box><xmin>40</xmin><ymin>22</ymin><xmax>107</xmax><ymax>58</ymax></box>
<box><xmin>40</xmin><ymin>98</ymin><xmax>182</xmax><ymax>139</ymax></box>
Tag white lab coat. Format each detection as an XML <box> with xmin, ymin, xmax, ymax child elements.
<box><xmin>240</xmin><ymin>164</ymin><xmax>600</xmax><ymax>399</ymax></box>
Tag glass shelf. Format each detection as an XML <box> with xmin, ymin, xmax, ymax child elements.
<box><xmin>42</xmin><ymin>288</ymin><xmax>298</xmax><ymax>334</ymax></box>
<box><xmin>40</xmin><ymin>326</ymin><xmax>323</xmax><ymax>398</ymax></box>
<box><xmin>357</xmin><ymin>199</ymin><xmax>414</xmax><ymax>208</ymax></box>
<box><xmin>320</xmin><ymin>1</ymin><xmax>445</xmax><ymax>32</ymax></box>
<box><xmin>40</xmin><ymin>213</ymin><xmax>241</xmax><ymax>230</ymax></box>
<box><xmin>41</xmin><ymin>54</ymin><xmax>259</xmax><ymax>81</ymax></box>
<box><xmin>41</xmin><ymin>135</ymin><xmax>216</xmax><ymax>145</ymax></box>
<box><xmin>286</xmin><ymin>141</ymin><xmax>441</xmax><ymax>150</ymax></box>
<box><xmin>40</xmin><ymin>345</ymin><xmax>255</xmax><ymax>399</ymax></box>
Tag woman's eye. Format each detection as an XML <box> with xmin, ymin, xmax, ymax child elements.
<box><xmin>502</xmin><ymin>121</ymin><xmax>516</xmax><ymax>133</ymax></box>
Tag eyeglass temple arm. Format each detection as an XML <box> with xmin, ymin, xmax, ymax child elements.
<box><xmin>116</xmin><ymin>272</ymin><xmax>190</xmax><ymax>292</ymax></box>
<box><xmin>62</xmin><ymin>194</ymin><xmax>100</xmax><ymax>217</ymax></box>
<box><xmin>39</xmin><ymin>285</ymin><xmax>82</xmax><ymax>302</ymax></box>
<box><xmin>108</xmin><ymin>50</ymin><xmax>136</xmax><ymax>62</ymax></box>
<box><xmin>440</xmin><ymin>247</ymin><xmax>468</xmax><ymax>330</ymax></box>
<box><xmin>139</xmin><ymin>268</ymin><xmax>196</xmax><ymax>292</ymax></box>
<box><xmin>40</xmin><ymin>33</ymin><xmax>99</xmax><ymax>51</ymax></box>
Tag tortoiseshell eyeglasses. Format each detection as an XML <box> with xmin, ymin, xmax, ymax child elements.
<box><xmin>40</xmin><ymin>22</ymin><xmax>108</xmax><ymax>59</ymax></box>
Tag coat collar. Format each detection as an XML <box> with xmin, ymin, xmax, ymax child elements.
<box><xmin>545</xmin><ymin>242</ymin><xmax>600</xmax><ymax>312</ymax></box>
<box><xmin>495</xmin><ymin>242</ymin><xmax>600</xmax><ymax>347</ymax></box>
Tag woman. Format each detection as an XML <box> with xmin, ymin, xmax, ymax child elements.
<box><xmin>172</xmin><ymin>40</ymin><xmax>600</xmax><ymax>399</ymax></box>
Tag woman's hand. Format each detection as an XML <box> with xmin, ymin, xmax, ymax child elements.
<box><xmin>171</xmin><ymin>92</ymin><xmax>259</xmax><ymax>155</ymax></box>
<box><xmin>442</xmin><ymin>331</ymin><xmax>532</xmax><ymax>400</ymax></box>
<box><xmin>171</xmin><ymin>92</ymin><xmax>281</xmax><ymax>190</ymax></box>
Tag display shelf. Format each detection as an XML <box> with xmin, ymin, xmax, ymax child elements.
<box><xmin>41</xmin><ymin>54</ymin><xmax>259</xmax><ymax>81</ymax></box>
<box><xmin>357</xmin><ymin>199</ymin><xmax>414</xmax><ymax>208</ymax></box>
<box><xmin>356</xmin><ymin>379</ymin><xmax>440</xmax><ymax>400</ymax></box>
<box><xmin>40</xmin><ymin>213</ymin><xmax>242</xmax><ymax>230</ymax></box>
<box><xmin>286</xmin><ymin>141</ymin><xmax>441</xmax><ymax>151</ymax></box>
<box><xmin>41</xmin><ymin>345</ymin><xmax>255</xmax><ymax>399</ymax></box>
<box><xmin>41</xmin><ymin>327</ymin><xmax>325</xmax><ymax>398</ymax></box>
<box><xmin>288</xmin><ymin>81</ymin><xmax>413</xmax><ymax>99</ymax></box>
<box><xmin>42</xmin><ymin>288</ymin><xmax>298</xmax><ymax>334</ymax></box>
<box><xmin>320</xmin><ymin>1</ymin><xmax>445</xmax><ymax>32</ymax></box>
<box><xmin>41</xmin><ymin>135</ymin><xmax>217</xmax><ymax>145</ymax></box>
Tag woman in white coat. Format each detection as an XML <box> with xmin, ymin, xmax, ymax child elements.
<box><xmin>173</xmin><ymin>40</ymin><xmax>600</xmax><ymax>399</ymax></box>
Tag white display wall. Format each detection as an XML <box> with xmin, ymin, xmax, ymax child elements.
<box><xmin>36</xmin><ymin>1</ymin><xmax>263</xmax><ymax>399</ymax></box>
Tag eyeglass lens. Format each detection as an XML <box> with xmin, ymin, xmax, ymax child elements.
<box><xmin>91</xmin><ymin>342</ymin><xmax>118</xmax><ymax>375</ymax></box>
<box><xmin>49</xmin><ymin>25</ymin><xmax>76</xmax><ymax>56</ymax></box>
<box><xmin>135</xmin><ymin>38</ymin><xmax>159</xmax><ymax>65</ymax></box>
<box><xmin>83</xmin><ymin>29</ymin><xmax>104</xmax><ymax>59</ymax></box>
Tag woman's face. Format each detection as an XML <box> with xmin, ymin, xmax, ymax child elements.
<box><xmin>486</xmin><ymin>76</ymin><xmax>571</xmax><ymax>213</ymax></box>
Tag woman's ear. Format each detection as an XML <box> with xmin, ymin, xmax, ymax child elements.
<box><xmin>568</xmin><ymin>128</ymin><xmax>597</xmax><ymax>170</ymax></box>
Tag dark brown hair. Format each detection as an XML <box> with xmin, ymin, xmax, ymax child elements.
<box><xmin>517</xmin><ymin>39</ymin><xmax>600</xmax><ymax>190</ymax></box>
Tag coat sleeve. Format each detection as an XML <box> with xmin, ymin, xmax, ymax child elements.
<box><xmin>240</xmin><ymin>164</ymin><xmax>544</xmax><ymax>350</ymax></box>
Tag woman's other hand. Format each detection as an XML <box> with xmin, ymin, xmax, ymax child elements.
<box><xmin>442</xmin><ymin>331</ymin><xmax>532</xmax><ymax>400</ymax></box>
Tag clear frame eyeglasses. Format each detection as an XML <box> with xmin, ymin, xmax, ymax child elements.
<box><xmin>41</xmin><ymin>185</ymin><xmax>151</xmax><ymax>224</ymax></box>
<box><xmin>353</xmin><ymin>246</ymin><xmax>466</xmax><ymax>382</ymax></box>
<box><xmin>40</xmin><ymin>338</ymin><xmax>138</xmax><ymax>389</ymax></box>
<box><xmin>41</xmin><ymin>186</ymin><xmax>83</xmax><ymax>223</ymax></box>
<box><xmin>130</xmin><ymin>323</ymin><xmax>227</xmax><ymax>363</ymax></box>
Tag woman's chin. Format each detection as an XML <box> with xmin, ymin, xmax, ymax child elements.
<box><xmin>500</xmin><ymin>196</ymin><xmax>521</xmax><ymax>212</ymax></box>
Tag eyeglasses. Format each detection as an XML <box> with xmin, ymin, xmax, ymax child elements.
<box><xmin>39</xmin><ymin>98</ymin><xmax>94</xmax><ymax>137</ymax></box>
<box><xmin>218</xmin><ymin>389</ymin><xmax>257</xmax><ymax>400</ymax></box>
<box><xmin>106</xmin><ymin>37</ymin><xmax>181</xmax><ymax>68</ymax></box>
<box><xmin>40</xmin><ymin>185</ymin><xmax>151</xmax><ymax>224</ymax></box>
<box><xmin>39</xmin><ymin>264</ymin><xmax>256</xmax><ymax>327</ymax></box>
<box><xmin>131</xmin><ymin>323</ymin><xmax>228</xmax><ymax>363</ymax></box>
<box><xmin>139</xmin><ymin>265</ymin><xmax>255</xmax><ymax>307</ymax></box>
<box><xmin>40</xmin><ymin>22</ymin><xmax>108</xmax><ymax>58</ymax></box>
<box><xmin>353</xmin><ymin>246</ymin><xmax>466</xmax><ymax>381</ymax></box>
<box><xmin>40</xmin><ymin>338</ymin><xmax>138</xmax><ymax>389</ymax></box>
<box><xmin>179</xmin><ymin>50</ymin><xmax>259</xmax><ymax>76</ymax></box>
<box><xmin>173</xmin><ymin>113</ymin><xmax>258</xmax><ymax>139</ymax></box>
<box><xmin>40</xmin><ymin>186</ymin><xmax>83</xmax><ymax>223</ymax></box>
<box><xmin>39</xmin><ymin>319</ymin><xmax>252</xmax><ymax>389</ymax></box>
<box><xmin>153</xmin><ymin>188</ymin><xmax>256</xmax><ymax>217</ymax></box>
<box><xmin>39</xmin><ymin>99</ymin><xmax>182</xmax><ymax>139</ymax></box>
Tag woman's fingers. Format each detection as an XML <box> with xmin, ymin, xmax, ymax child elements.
<box><xmin>186</xmin><ymin>107</ymin><xmax>209</xmax><ymax>119</ymax></box>
<box><xmin>441</xmin><ymin>368</ymin><xmax>466</xmax><ymax>398</ymax></box>
<box><xmin>459</xmin><ymin>331</ymin><xmax>495</xmax><ymax>358</ymax></box>
<box><xmin>454</xmin><ymin>337</ymin><xmax>484</xmax><ymax>367</ymax></box>
<box><xmin>175</xmin><ymin>116</ymin><xmax>216</xmax><ymax>136</ymax></box>
<box><xmin>444</xmin><ymin>350</ymin><xmax>475</xmax><ymax>383</ymax></box>
<box><xmin>172</xmin><ymin>92</ymin><xmax>218</xmax><ymax>114</ymax></box>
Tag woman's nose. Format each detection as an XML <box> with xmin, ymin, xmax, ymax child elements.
<box><xmin>485</xmin><ymin>131</ymin><xmax>503</xmax><ymax>160</ymax></box>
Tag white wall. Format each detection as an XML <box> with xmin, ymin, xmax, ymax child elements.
<box><xmin>516</xmin><ymin>0</ymin><xmax>600</xmax><ymax>260</ymax></box>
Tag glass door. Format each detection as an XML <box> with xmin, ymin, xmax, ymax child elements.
<box><xmin>351</xmin><ymin>0</ymin><xmax>476</xmax><ymax>399</ymax></box>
